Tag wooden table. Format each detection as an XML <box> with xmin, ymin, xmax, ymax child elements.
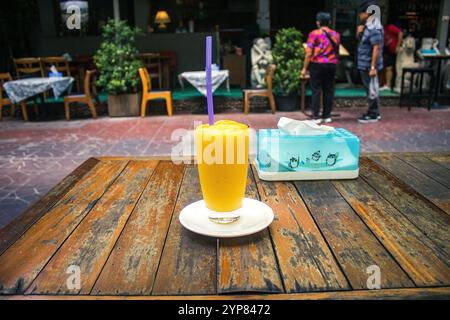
<box><xmin>1</xmin><ymin>153</ymin><xmax>450</xmax><ymax>300</ymax></box>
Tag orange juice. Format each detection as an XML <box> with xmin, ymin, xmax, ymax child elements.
<box><xmin>195</xmin><ymin>120</ymin><xmax>249</xmax><ymax>212</ymax></box>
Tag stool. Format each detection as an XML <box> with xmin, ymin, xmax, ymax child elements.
<box><xmin>300</xmin><ymin>75</ymin><xmax>310</xmax><ymax>114</ymax></box>
<box><xmin>400</xmin><ymin>67</ymin><xmax>435</xmax><ymax>111</ymax></box>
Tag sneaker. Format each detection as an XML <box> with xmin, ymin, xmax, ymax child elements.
<box><xmin>322</xmin><ymin>118</ymin><xmax>332</xmax><ymax>124</ymax></box>
<box><xmin>380</xmin><ymin>86</ymin><xmax>391</xmax><ymax>91</ymax></box>
<box><xmin>358</xmin><ymin>113</ymin><xmax>380</xmax><ymax>123</ymax></box>
<box><xmin>312</xmin><ymin>118</ymin><xmax>323</xmax><ymax>125</ymax></box>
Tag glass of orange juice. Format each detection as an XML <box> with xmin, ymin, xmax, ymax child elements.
<box><xmin>195</xmin><ymin>120</ymin><xmax>249</xmax><ymax>223</ymax></box>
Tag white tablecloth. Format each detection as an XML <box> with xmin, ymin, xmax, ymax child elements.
<box><xmin>178</xmin><ymin>70</ymin><xmax>230</xmax><ymax>96</ymax></box>
<box><xmin>3</xmin><ymin>77</ymin><xmax>74</xmax><ymax>103</ymax></box>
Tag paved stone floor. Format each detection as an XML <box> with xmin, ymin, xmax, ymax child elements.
<box><xmin>0</xmin><ymin>106</ymin><xmax>449</xmax><ymax>228</ymax></box>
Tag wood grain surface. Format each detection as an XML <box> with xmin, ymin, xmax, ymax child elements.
<box><xmin>217</xmin><ymin>168</ymin><xmax>283</xmax><ymax>294</ymax></box>
<box><xmin>0</xmin><ymin>154</ymin><xmax>449</xmax><ymax>299</ymax></box>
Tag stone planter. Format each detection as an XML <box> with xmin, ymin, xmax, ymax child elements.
<box><xmin>107</xmin><ymin>93</ymin><xmax>140</xmax><ymax>117</ymax></box>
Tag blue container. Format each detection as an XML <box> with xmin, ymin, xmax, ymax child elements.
<box><xmin>48</xmin><ymin>72</ymin><xmax>63</xmax><ymax>78</ymax></box>
<box><xmin>256</xmin><ymin>128</ymin><xmax>360</xmax><ymax>181</ymax></box>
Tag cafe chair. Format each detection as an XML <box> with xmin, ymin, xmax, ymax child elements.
<box><xmin>14</xmin><ymin>57</ymin><xmax>48</xmax><ymax>103</ymax></box>
<box><xmin>243</xmin><ymin>64</ymin><xmax>276</xmax><ymax>114</ymax></box>
<box><xmin>139</xmin><ymin>67</ymin><xmax>173</xmax><ymax>117</ymax></box>
<box><xmin>40</xmin><ymin>56</ymin><xmax>71</xmax><ymax>77</ymax></box>
<box><xmin>40</xmin><ymin>56</ymin><xmax>74</xmax><ymax>99</ymax></box>
<box><xmin>139</xmin><ymin>53</ymin><xmax>163</xmax><ymax>89</ymax></box>
<box><xmin>63</xmin><ymin>70</ymin><xmax>98</xmax><ymax>121</ymax></box>
<box><xmin>0</xmin><ymin>73</ymin><xmax>29</xmax><ymax>121</ymax></box>
<box><xmin>13</xmin><ymin>57</ymin><xmax>44</xmax><ymax>78</ymax></box>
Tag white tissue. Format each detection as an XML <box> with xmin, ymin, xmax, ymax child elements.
<box><xmin>50</xmin><ymin>65</ymin><xmax>58</xmax><ymax>74</ymax></box>
<box><xmin>277</xmin><ymin>117</ymin><xmax>335</xmax><ymax>136</ymax></box>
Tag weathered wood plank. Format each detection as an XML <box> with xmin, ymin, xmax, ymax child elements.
<box><xmin>217</xmin><ymin>169</ymin><xmax>284</xmax><ymax>294</ymax></box>
<box><xmin>0</xmin><ymin>158</ymin><xmax>100</xmax><ymax>256</ymax></box>
<box><xmin>295</xmin><ymin>180</ymin><xmax>414</xmax><ymax>290</ymax></box>
<box><xmin>0</xmin><ymin>160</ymin><xmax>128</xmax><ymax>294</ymax></box>
<box><xmin>333</xmin><ymin>178</ymin><xmax>450</xmax><ymax>287</ymax></box>
<box><xmin>360</xmin><ymin>157</ymin><xmax>450</xmax><ymax>255</ymax></box>
<box><xmin>6</xmin><ymin>287</ymin><xmax>450</xmax><ymax>300</ymax></box>
<box><xmin>152</xmin><ymin>166</ymin><xmax>217</xmax><ymax>295</ymax></box>
<box><xmin>398</xmin><ymin>155</ymin><xmax>450</xmax><ymax>189</ymax></box>
<box><xmin>427</xmin><ymin>155</ymin><xmax>450</xmax><ymax>170</ymax></box>
<box><xmin>25</xmin><ymin>161</ymin><xmax>158</xmax><ymax>295</ymax></box>
<box><xmin>251</xmin><ymin>166</ymin><xmax>350</xmax><ymax>293</ymax></box>
<box><xmin>91</xmin><ymin>161</ymin><xmax>184</xmax><ymax>295</ymax></box>
<box><xmin>370</xmin><ymin>154</ymin><xmax>450</xmax><ymax>214</ymax></box>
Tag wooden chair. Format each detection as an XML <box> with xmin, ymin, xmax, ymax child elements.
<box><xmin>40</xmin><ymin>56</ymin><xmax>71</xmax><ymax>77</ymax></box>
<box><xmin>63</xmin><ymin>70</ymin><xmax>98</xmax><ymax>121</ymax></box>
<box><xmin>13</xmin><ymin>58</ymin><xmax>43</xmax><ymax>78</ymax></box>
<box><xmin>139</xmin><ymin>53</ymin><xmax>163</xmax><ymax>89</ymax></box>
<box><xmin>40</xmin><ymin>56</ymin><xmax>73</xmax><ymax>99</ymax></box>
<box><xmin>139</xmin><ymin>67</ymin><xmax>173</xmax><ymax>117</ymax></box>
<box><xmin>243</xmin><ymin>65</ymin><xmax>276</xmax><ymax>114</ymax></box>
<box><xmin>14</xmin><ymin>57</ymin><xmax>47</xmax><ymax>104</ymax></box>
<box><xmin>0</xmin><ymin>73</ymin><xmax>28</xmax><ymax>121</ymax></box>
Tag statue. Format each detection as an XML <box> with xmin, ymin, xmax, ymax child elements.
<box><xmin>251</xmin><ymin>37</ymin><xmax>273</xmax><ymax>88</ymax></box>
<box><xmin>394</xmin><ymin>36</ymin><xmax>419</xmax><ymax>93</ymax></box>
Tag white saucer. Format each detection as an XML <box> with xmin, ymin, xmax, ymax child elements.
<box><xmin>179</xmin><ymin>198</ymin><xmax>274</xmax><ymax>238</ymax></box>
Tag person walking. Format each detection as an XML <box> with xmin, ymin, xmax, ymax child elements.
<box><xmin>356</xmin><ymin>0</ymin><xmax>384</xmax><ymax>123</ymax></box>
<box><xmin>301</xmin><ymin>12</ymin><xmax>340</xmax><ymax>124</ymax></box>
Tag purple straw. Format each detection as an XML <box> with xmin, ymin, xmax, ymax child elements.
<box><xmin>206</xmin><ymin>36</ymin><xmax>214</xmax><ymax>126</ymax></box>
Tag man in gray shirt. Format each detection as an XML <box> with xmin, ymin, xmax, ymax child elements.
<box><xmin>357</xmin><ymin>0</ymin><xmax>384</xmax><ymax>123</ymax></box>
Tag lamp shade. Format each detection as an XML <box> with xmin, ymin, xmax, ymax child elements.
<box><xmin>155</xmin><ymin>11</ymin><xmax>171</xmax><ymax>24</ymax></box>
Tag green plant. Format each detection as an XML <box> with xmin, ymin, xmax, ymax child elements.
<box><xmin>272</xmin><ymin>28</ymin><xmax>305</xmax><ymax>95</ymax></box>
<box><xmin>94</xmin><ymin>19</ymin><xmax>143</xmax><ymax>95</ymax></box>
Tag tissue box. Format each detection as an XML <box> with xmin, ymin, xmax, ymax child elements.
<box><xmin>48</xmin><ymin>72</ymin><xmax>63</xmax><ymax>78</ymax></box>
<box><xmin>256</xmin><ymin>128</ymin><xmax>360</xmax><ymax>181</ymax></box>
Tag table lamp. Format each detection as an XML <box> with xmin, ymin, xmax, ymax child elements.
<box><xmin>155</xmin><ymin>11</ymin><xmax>171</xmax><ymax>30</ymax></box>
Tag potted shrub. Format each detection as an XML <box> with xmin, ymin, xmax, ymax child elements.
<box><xmin>272</xmin><ymin>28</ymin><xmax>305</xmax><ymax>111</ymax></box>
<box><xmin>94</xmin><ymin>19</ymin><xmax>143</xmax><ymax>117</ymax></box>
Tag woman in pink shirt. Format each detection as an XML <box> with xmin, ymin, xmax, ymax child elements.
<box><xmin>301</xmin><ymin>12</ymin><xmax>340</xmax><ymax>124</ymax></box>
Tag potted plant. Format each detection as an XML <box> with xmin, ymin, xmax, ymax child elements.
<box><xmin>94</xmin><ymin>19</ymin><xmax>143</xmax><ymax>117</ymax></box>
<box><xmin>272</xmin><ymin>28</ymin><xmax>305</xmax><ymax>111</ymax></box>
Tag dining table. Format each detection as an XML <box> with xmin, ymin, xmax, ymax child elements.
<box><xmin>178</xmin><ymin>70</ymin><xmax>230</xmax><ymax>96</ymax></box>
<box><xmin>3</xmin><ymin>77</ymin><xmax>74</xmax><ymax>104</ymax></box>
<box><xmin>0</xmin><ymin>153</ymin><xmax>449</xmax><ymax>300</ymax></box>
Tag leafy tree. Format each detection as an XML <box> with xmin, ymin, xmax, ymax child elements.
<box><xmin>272</xmin><ymin>28</ymin><xmax>305</xmax><ymax>96</ymax></box>
<box><xmin>94</xmin><ymin>19</ymin><xmax>143</xmax><ymax>95</ymax></box>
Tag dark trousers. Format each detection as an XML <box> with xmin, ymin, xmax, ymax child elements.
<box><xmin>309</xmin><ymin>63</ymin><xmax>337</xmax><ymax>118</ymax></box>
<box><xmin>359</xmin><ymin>70</ymin><xmax>380</xmax><ymax>116</ymax></box>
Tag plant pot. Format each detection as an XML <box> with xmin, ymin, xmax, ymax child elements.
<box><xmin>275</xmin><ymin>94</ymin><xmax>299</xmax><ymax>112</ymax></box>
<box><xmin>107</xmin><ymin>93</ymin><xmax>140</xmax><ymax>117</ymax></box>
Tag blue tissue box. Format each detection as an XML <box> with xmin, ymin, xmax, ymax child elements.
<box><xmin>256</xmin><ymin>128</ymin><xmax>360</xmax><ymax>181</ymax></box>
<box><xmin>48</xmin><ymin>72</ymin><xmax>63</xmax><ymax>78</ymax></box>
